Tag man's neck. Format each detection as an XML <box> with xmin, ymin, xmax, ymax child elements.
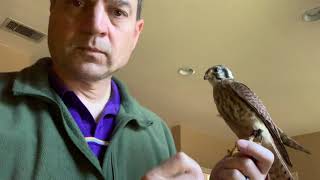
<box><xmin>71</xmin><ymin>79</ymin><xmax>112</xmax><ymax>122</ymax></box>
<box><xmin>53</xmin><ymin>67</ymin><xmax>112</xmax><ymax>122</ymax></box>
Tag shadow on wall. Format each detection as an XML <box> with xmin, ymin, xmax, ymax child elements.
<box><xmin>289</xmin><ymin>132</ymin><xmax>320</xmax><ymax>180</ymax></box>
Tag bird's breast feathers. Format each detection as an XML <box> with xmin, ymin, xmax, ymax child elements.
<box><xmin>214</xmin><ymin>85</ymin><xmax>273</xmax><ymax>143</ymax></box>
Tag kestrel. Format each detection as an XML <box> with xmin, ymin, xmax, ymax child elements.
<box><xmin>204</xmin><ymin>65</ymin><xmax>310</xmax><ymax>180</ymax></box>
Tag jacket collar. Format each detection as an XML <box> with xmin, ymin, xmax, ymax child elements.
<box><xmin>12</xmin><ymin>57</ymin><xmax>57</xmax><ymax>100</ymax></box>
<box><xmin>12</xmin><ymin>58</ymin><xmax>152</xmax><ymax>128</ymax></box>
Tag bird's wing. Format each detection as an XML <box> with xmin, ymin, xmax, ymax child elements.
<box><xmin>227</xmin><ymin>80</ymin><xmax>292</xmax><ymax>167</ymax></box>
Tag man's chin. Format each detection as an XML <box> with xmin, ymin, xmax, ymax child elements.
<box><xmin>73</xmin><ymin>67</ymin><xmax>112</xmax><ymax>82</ymax></box>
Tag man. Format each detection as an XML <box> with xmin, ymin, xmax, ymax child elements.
<box><xmin>0</xmin><ymin>0</ymin><xmax>273</xmax><ymax>179</ymax></box>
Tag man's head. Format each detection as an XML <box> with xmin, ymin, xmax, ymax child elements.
<box><xmin>48</xmin><ymin>0</ymin><xmax>144</xmax><ymax>82</ymax></box>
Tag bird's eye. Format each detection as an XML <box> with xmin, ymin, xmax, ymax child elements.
<box><xmin>213</xmin><ymin>68</ymin><xmax>218</xmax><ymax>73</ymax></box>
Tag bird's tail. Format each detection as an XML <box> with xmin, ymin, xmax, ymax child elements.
<box><xmin>278</xmin><ymin>129</ymin><xmax>311</xmax><ymax>154</ymax></box>
<box><xmin>268</xmin><ymin>142</ymin><xmax>294</xmax><ymax>180</ymax></box>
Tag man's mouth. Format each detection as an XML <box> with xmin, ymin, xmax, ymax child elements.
<box><xmin>77</xmin><ymin>47</ymin><xmax>105</xmax><ymax>55</ymax></box>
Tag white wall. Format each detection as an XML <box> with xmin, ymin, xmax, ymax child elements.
<box><xmin>172</xmin><ymin>125</ymin><xmax>234</xmax><ymax>169</ymax></box>
<box><xmin>0</xmin><ymin>43</ymin><xmax>31</xmax><ymax>72</ymax></box>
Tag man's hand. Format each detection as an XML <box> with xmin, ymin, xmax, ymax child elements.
<box><xmin>142</xmin><ymin>152</ymin><xmax>204</xmax><ymax>180</ymax></box>
<box><xmin>210</xmin><ymin>139</ymin><xmax>274</xmax><ymax>180</ymax></box>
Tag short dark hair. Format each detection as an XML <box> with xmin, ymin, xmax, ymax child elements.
<box><xmin>137</xmin><ymin>0</ymin><xmax>143</xmax><ymax>20</ymax></box>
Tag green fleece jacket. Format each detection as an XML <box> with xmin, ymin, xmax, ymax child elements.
<box><xmin>0</xmin><ymin>58</ymin><xmax>176</xmax><ymax>180</ymax></box>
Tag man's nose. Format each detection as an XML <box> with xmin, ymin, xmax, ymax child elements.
<box><xmin>80</xmin><ymin>2</ymin><xmax>110</xmax><ymax>36</ymax></box>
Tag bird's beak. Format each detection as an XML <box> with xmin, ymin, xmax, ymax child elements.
<box><xmin>204</xmin><ymin>74</ymin><xmax>209</xmax><ymax>80</ymax></box>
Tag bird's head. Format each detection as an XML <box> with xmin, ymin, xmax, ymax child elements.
<box><xmin>204</xmin><ymin>65</ymin><xmax>234</xmax><ymax>85</ymax></box>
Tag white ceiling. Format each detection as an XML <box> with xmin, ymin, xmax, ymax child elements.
<box><xmin>1</xmin><ymin>0</ymin><xmax>320</xmax><ymax>141</ymax></box>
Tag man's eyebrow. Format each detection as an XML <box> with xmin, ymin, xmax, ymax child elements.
<box><xmin>110</xmin><ymin>0</ymin><xmax>132</xmax><ymax>8</ymax></box>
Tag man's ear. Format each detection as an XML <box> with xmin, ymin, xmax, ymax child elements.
<box><xmin>50</xmin><ymin>0</ymin><xmax>56</xmax><ymax>12</ymax></box>
<box><xmin>132</xmin><ymin>19</ymin><xmax>144</xmax><ymax>49</ymax></box>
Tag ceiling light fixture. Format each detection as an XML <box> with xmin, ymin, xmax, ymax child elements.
<box><xmin>303</xmin><ymin>7</ymin><xmax>320</xmax><ymax>22</ymax></box>
<box><xmin>177</xmin><ymin>67</ymin><xmax>195</xmax><ymax>76</ymax></box>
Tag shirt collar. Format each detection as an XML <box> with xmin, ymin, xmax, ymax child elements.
<box><xmin>48</xmin><ymin>68</ymin><xmax>121</xmax><ymax>116</ymax></box>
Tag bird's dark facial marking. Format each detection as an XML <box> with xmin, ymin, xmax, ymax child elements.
<box><xmin>222</xmin><ymin>68</ymin><xmax>229</xmax><ymax>78</ymax></box>
<box><xmin>212</xmin><ymin>67</ymin><xmax>223</xmax><ymax>80</ymax></box>
<box><xmin>213</xmin><ymin>67</ymin><xmax>219</xmax><ymax>73</ymax></box>
<box><xmin>214</xmin><ymin>65</ymin><xmax>228</xmax><ymax>79</ymax></box>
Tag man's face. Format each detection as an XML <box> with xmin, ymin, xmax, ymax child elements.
<box><xmin>48</xmin><ymin>0</ymin><xmax>144</xmax><ymax>81</ymax></box>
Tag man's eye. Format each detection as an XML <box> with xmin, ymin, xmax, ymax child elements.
<box><xmin>112</xmin><ymin>9</ymin><xmax>128</xmax><ymax>17</ymax></box>
<box><xmin>72</xmin><ymin>0</ymin><xmax>85</xmax><ymax>8</ymax></box>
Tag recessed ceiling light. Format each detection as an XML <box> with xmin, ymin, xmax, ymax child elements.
<box><xmin>303</xmin><ymin>7</ymin><xmax>320</xmax><ymax>22</ymax></box>
<box><xmin>177</xmin><ymin>67</ymin><xmax>195</xmax><ymax>76</ymax></box>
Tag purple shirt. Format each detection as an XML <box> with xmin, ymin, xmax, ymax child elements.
<box><xmin>48</xmin><ymin>70</ymin><xmax>120</xmax><ymax>164</ymax></box>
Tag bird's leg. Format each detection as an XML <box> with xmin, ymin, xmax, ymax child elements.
<box><xmin>227</xmin><ymin>129</ymin><xmax>263</xmax><ymax>157</ymax></box>
<box><xmin>227</xmin><ymin>144</ymin><xmax>239</xmax><ymax>156</ymax></box>
<box><xmin>265</xmin><ymin>174</ymin><xmax>271</xmax><ymax>180</ymax></box>
<box><xmin>249</xmin><ymin>129</ymin><xmax>263</xmax><ymax>145</ymax></box>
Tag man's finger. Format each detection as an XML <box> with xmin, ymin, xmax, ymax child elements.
<box><xmin>236</xmin><ymin>139</ymin><xmax>274</xmax><ymax>174</ymax></box>
<box><xmin>211</xmin><ymin>168</ymin><xmax>247</xmax><ymax>180</ymax></box>
<box><xmin>220</xmin><ymin>155</ymin><xmax>262</xmax><ymax>180</ymax></box>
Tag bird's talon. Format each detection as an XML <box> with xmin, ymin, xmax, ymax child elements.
<box><xmin>248</xmin><ymin>129</ymin><xmax>263</xmax><ymax>143</ymax></box>
<box><xmin>227</xmin><ymin>144</ymin><xmax>239</xmax><ymax>156</ymax></box>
